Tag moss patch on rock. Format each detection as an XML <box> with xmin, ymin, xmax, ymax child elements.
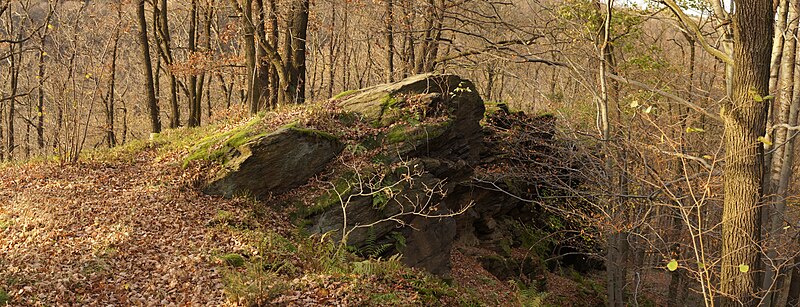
<box><xmin>183</xmin><ymin>118</ymin><xmax>263</xmax><ymax>167</ymax></box>
<box><xmin>332</xmin><ymin>89</ymin><xmax>361</xmax><ymax>100</ymax></box>
<box><xmin>385</xmin><ymin>121</ymin><xmax>450</xmax><ymax>145</ymax></box>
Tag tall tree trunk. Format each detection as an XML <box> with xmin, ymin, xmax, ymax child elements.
<box><xmin>137</xmin><ymin>0</ymin><xmax>161</xmax><ymax>134</ymax></box>
<box><xmin>401</xmin><ymin>0</ymin><xmax>415</xmax><ymax>77</ymax></box>
<box><xmin>7</xmin><ymin>31</ymin><xmax>18</xmax><ymax>160</ymax></box>
<box><xmin>763</xmin><ymin>0</ymin><xmax>799</xmax><ymax>303</ymax></box>
<box><xmin>284</xmin><ymin>0</ymin><xmax>310</xmax><ymax>104</ymax></box>
<box><xmin>719</xmin><ymin>0</ymin><xmax>773</xmax><ymax>304</ymax></box>
<box><xmin>598</xmin><ymin>1</ymin><xmax>623</xmax><ymax>305</ymax></box>
<box><xmin>326</xmin><ymin>1</ymin><xmax>336</xmax><ymax>98</ymax></box>
<box><xmin>36</xmin><ymin>5</ymin><xmax>52</xmax><ymax>152</ymax></box>
<box><xmin>106</xmin><ymin>13</ymin><xmax>120</xmax><ymax>148</ymax></box>
<box><xmin>255</xmin><ymin>0</ymin><xmax>270</xmax><ymax>110</ymax></box>
<box><xmin>188</xmin><ymin>0</ymin><xmax>202</xmax><ymax>126</ymax></box>
<box><xmin>385</xmin><ymin>0</ymin><xmax>395</xmax><ymax>82</ymax></box>
<box><xmin>156</xmin><ymin>0</ymin><xmax>179</xmax><ymax>129</ymax></box>
<box><xmin>241</xmin><ymin>0</ymin><xmax>259</xmax><ymax>114</ymax></box>
<box><xmin>267</xmin><ymin>0</ymin><xmax>279</xmax><ymax>108</ymax></box>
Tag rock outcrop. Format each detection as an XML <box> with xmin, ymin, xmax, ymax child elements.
<box><xmin>194</xmin><ymin>73</ymin><xmax>577</xmax><ymax>282</ymax></box>
<box><xmin>204</xmin><ymin>127</ymin><xmax>344</xmax><ymax>199</ymax></box>
<box><xmin>306</xmin><ymin>74</ymin><xmax>484</xmax><ymax>277</ymax></box>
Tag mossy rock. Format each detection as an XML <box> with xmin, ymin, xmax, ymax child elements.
<box><xmin>385</xmin><ymin>121</ymin><xmax>451</xmax><ymax>145</ymax></box>
<box><xmin>184</xmin><ymin>117</ymin><xmax>263</xmax><ymax>167</ymax></box>
<box><xmin>338</xmin><ymin>74</ymin><xmax>483</xmax><ymax>128</ymax></box>
<box><xmin>204</xmin><ymin>126</ymin><xmax>344</xmax><ymax>199</ymax></box>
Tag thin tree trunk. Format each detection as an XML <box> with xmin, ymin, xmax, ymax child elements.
<box><xmin>106</xmin><ymin>16</ymin><xmax>120</xmax><ymax>148</ymax></box>
<box><xmin>267</xmin><ymin>0</ymin><xmax>279</xmax><ymax>108</ymax></box>
<box><xmin>36</xmin><ymin>12</ymin><xmax>49</xmax><ymax>152</ymax></box>
<box><xmin>7</xmin><ymin>32</ymin><xmax>18</xmax><ymax>160</ymax></box>
<box><xmin>326</xmin><ymin>1</ymin><xmax>336</xmax><ymax>98</ymax></box>
<box><xmin>188</xmin><ymin>0</ymin><xmax>201</xmax><ymax>126</ymax></box>
<box><xmin>156</xmin><ymin>0</ymin><xmax>179</xmax><ymax>129</ymax></box>
<box><xmin>286</xmin><ymin>0</ymin><xmax>309</xmax><ymax>104</ymax></box>
<box><xmin>763</xmin><ymin>1</ymin><xmax>799</xmax><ymax>302</ymax></box>
<box><xmin>385</xmin><ymin>0</ymin><xmax>395</xmax><ymax>82</ymax></box>
<box><xmin>255</xmin><ymin>0</ymin><xmax>270</xmax><ymax>110</ymax></box>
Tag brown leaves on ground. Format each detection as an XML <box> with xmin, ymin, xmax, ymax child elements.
<box><xmin>0</xmin><ymin>149</ymin><xmax>290</xmax><ymax>306</ymax></box>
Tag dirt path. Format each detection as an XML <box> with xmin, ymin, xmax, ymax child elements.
<box><xmin>0</xmin><ymin>150</ymin><xmax>283</xmax><ymax>306</ymax></box>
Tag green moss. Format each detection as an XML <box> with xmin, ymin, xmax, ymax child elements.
<box><xmin>385</xmin><ymin>125</ymin><xmax>410</xmax><ymax>144</ymax></box>
<box><xmin>183</xmin><ymin>118</ymin><xmax>263</xmax><ymax>167</ymax></box>
<box><xmin>0</xmin><ymin>215</ymin><xmax>9</xmax><ymax>230</ymax></box>
<box><xmin>333</xmin><ymin>89</ymin><xmax>360</xmax><ymax>100</ymax></box>
<box><xmin>380</xmin><ymin>94</ymin><xmax>400</xmax><ymax>108</ymax></box>
<box><xmin>0</xmin><ymin>287</ymin><xmax>7</xmax><ymax>305</ymax></box>
<box><xmin>221</xmin><ymin>253</ymin><xmax>246</xmax><ymax>267</ymax></box>
<box><xmin>296</xmin><ymin>174</ymin><xmax>354</xmax><ymax>220</ymax></box>
<box><xmin>385</xmin><ymin>121</ymin><xmax>451</xmax><ymax>145</ymax></box>
<box><xmin>370</xmin><ymin>293</ymin><xmax>402</xmax><ymax>304</ymax></box>
<box><xmin>289</xmin><ymin>127</ymin><xmax>338</xmax><ymax>142</ymax></box>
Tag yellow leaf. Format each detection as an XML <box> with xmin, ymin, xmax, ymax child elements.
<box><xmin>644</xmin><ymin>105</ymin><xmax>653</xmax><ymax>114</ymax></box>
<box><xmin>739</xmin><ymin>264</ymin><xmax>750</xmax><ymax>273</ymax></box>
<box><xmin>629</xmin><ymin>100</ymin><xmax>639</xmax><ymax>108</ymax></box>
<box><xmin>667</xmin><ymin>259</ymin><xmax>678</xmax><ymax>271</ymax></box>
<box><xmin>758</xmin><ymin>136</ymin><xmax>773</xmax><ymax>146</ymax></box>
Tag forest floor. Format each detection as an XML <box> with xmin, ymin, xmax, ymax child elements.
<box><xmin>0</xmin><ymin>118</ymin><xmax>639</xmax><ymax>306</ymax></box>
<box><xmin>0</xmin><ymin>131</ymin><xmax>525</xmax><ymax>306</ymax></box>
<box><xmin>0</xmin><ymin>145</ymin><xmax>295</xmax><ymax>305</ymax></box>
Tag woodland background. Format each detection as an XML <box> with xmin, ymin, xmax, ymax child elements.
<box><xmin>0</xmin><ymin>0</ymin><xmax>798</xmax><ymax>306</ymax></box>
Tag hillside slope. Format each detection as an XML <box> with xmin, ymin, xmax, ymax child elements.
<box><xmin>0</xmin><ymin>146</ymin><xmax>293</xmax><ymax>305</ymax></box>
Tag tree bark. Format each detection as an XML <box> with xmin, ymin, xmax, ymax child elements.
<box><xmin>385</xmin><ymin>0</ymin><xmax>395</xmax><ymax>82</ymax></box>
<box><xmin>284</xmin><ymin>0</ymin><xmax>309</xmax><ymax>104</ymax></box>
<box><xmin>137</xmin><ymin>0</ymin><xmax>161</xmax><ymax>134</ymax></box>
<box><xmin>188</xmin><ymin>0</ymin><xmax>202</xmax><ymax>126</ymax></box>
<box><xmin>155</xmin><ymin>0</ymin><xmax>179</xmax><ymax>129</ymax></box>
<box><xmin>719</xmin><ymin>0</ymin><xmax>773</xmax><ymax>304</ymax></box>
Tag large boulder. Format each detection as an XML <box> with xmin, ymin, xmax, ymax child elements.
<box><xmin>204</xmin><ymin>127</ymin><xmax>344</xmax><ymax>199</ymax></box>
<box><xmin>339</xmin><ymin>73</ymin><xmax>485</xmax><ymax>164</ymax></box>
<box><xmin>305</xmin><ymin>74</ymin><xmax>486</xmax><ymax>278</ymax></box>
<box><xmin>194</xmin><ymin>73</ymin><xmax>571</xmax><ymax>281</ymax></box>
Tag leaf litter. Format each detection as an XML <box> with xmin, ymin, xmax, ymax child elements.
<box><xmin>0</xmin><ymin>148</ymin><xmax>291</xmax><ymax>306</ymax></box>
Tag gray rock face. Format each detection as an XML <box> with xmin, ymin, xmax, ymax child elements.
<box><xmin>204</xmin><ymin>127</ymin><xmax>344</xmax><ymax>199</ymax></box>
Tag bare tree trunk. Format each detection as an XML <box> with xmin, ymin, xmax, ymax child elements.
<box><xmin>763</xmin><ymin>1</ymin><xmax>799</xmax><ymax>303</ymax></box>
<box><xmin>7</xmin><ymin>30</ymin><xmax>18</xmax><ymax>160</ymax></box>
<box><xmin>326</xmin><ymin>1</ymin><xmax>336</xmax><ymax>98</ymax></box>
<box><xmin>188</xmin><ymin>0</ymin><xmax>202</xmax><ymax>126</ymax></box>
<box><xmin>137</xmin><ymin>0</ymin><xmax>161</xmax><ymax>134</ymax></box>
<box><xmin>267</xmin><ymin>0</ymin><xmax>279</xmax><ymax>108</ymax></box>
<box><xmin>719</xmin><ymin>0</ymin><xmax>773</xmax><ymax>304</ymax></box>
<box><xmin>155</xmin><ymin>0</ymin><xmax>179</xmax><ymax>129</ymax></box>
<box><xmin>598</xmin><ymin>2</ymin><xmax>623</xmax><ymax>305</ymax></box>
<box><xmin>240</xmin><ymin>0</ymin><xmax>259</xmax><ymax>114</ymax></box>
<box><xmin>105</xmin><ymin>11</ymin><xmax>120</xmax><ymax>148</ymax></box>
<box><xmin>283</xmin><ymin>0</ymin><xmax>310</xmax><ymax>104</ymax></box>
<box><xmin>385</xmin><ymin>0</ymin><xmax>395</xmax><ymax>82</ymax></box>
<box><xmin>36</xmin><ymin>6</ymin><xmax>52</xmax><ymax>152</ymax></box>
<box><xmin>401</xmin><ymin>0</ymin><xmax>414</xmax><ymax>77</ymax></box>
<box><xmin>254</xmin><ymin>0</ymin><xmax>270</xmax><ymax>110</ymax></box>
